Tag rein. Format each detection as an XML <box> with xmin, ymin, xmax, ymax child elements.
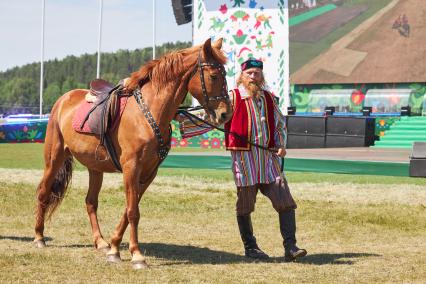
<box><xmin>176</xmin><ymin>107</ymin><xmax>285</xmax><ymax>173</ymax></box>
<box><xmin>176</xmin><ymin>108</ymin><xmax>278</xmax><ymax>154</ymax></box>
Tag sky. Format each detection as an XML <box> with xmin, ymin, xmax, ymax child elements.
<box><xmin>0</xmin><ymin>0</ymin><xmax>192</xmax><ymax>72</ymax></box>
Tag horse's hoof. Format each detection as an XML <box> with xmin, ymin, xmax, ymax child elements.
<box><xmin>34</xmin><ymin>240</ymin><xmax>46</xmax><ymax>248</ymax></box>
<box><xmin>106</xmin><ymin>253</ymin><xmax>122</xmax><ymax>264</ymax></box>
<box><xmin>97</xmin><ymin>245</ymin><xmax>111</xmax><ymax>254</ymax></box>
<box><xmin>132</xmin><ymin>260</ymin><xmax>149</xmax><ymax>270</ymax></box>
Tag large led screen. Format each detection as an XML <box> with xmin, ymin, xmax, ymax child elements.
<box><xmin>289</xmin><ymin>0</ymin><xmax>425</xmax><ymax>84</ymax></box>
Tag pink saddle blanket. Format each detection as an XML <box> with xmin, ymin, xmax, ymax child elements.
<box><xmin>72</xmin><ymin>95</ymin><xmax>129</xmax><ymax>135</ymax></box>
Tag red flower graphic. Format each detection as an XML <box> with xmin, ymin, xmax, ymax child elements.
<box><xmin>219</xmin><ymin>4</ymin><xmax>227</xmax><ymax>14</ymax></box>
<box><xmin>351</xmin><ymin>89</ymin><xmax>365</xmax><ymax>105</ymax></box>
<box><xmin>201</xmin><ymin>140</ymin><xmax>210</xmax><ymax>148</ymax></box>
<box><xmin>179</xmin><ymin>139</ymin><xmax>188</xmax><ymax>147</ymax></box>
<box><xmin>211</xmin><ymin>138</ymin><xmax>221</xmax><ymax>149</ymax></box>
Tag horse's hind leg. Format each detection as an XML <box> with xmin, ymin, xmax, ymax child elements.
<box><xmin>34</xmin><ymin>120</ymin><xmax>72</xmax><ymax>247</ymax></box>
<box><xmin>86</xmin><ymin>169</ymin><xmax>110</xmax><ymax>252</ymax></box>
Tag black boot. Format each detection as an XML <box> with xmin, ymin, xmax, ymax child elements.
<box><xmin>237</xmin><ymin>215</ymin><xmax>269</xmax><ymax>260</ymax></box>
<box><xmin>279</xmin><ymin>210</ymin><xmax>307</xmax><ymax>262</ymax></box>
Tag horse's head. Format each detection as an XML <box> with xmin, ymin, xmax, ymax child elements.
<box><xmin>187</xmin><ymin>38</ymin><xmax>233</xmax><ymax>126</ymax></box>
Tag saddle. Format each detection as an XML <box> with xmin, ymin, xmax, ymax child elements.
<box><xmin>90</xmin><ymin>79</ymin><xmax>115</xmax><ymax>97</ymax></box>
<box><xmin>72</xmin><ymin>79</ymin><xmax>131</xmax><ymax>172</ymax></box>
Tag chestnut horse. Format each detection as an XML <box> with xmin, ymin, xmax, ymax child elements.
<box><xmin>33</xmin><ymin>38</ymin><xmax>232</xmax><ymax>269</ymax></box>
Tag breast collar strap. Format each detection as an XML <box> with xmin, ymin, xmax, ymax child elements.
<box><xmin>133</xmin><ymin>88</ymin><xmax>170</xmax><ymax>162</ymax></box>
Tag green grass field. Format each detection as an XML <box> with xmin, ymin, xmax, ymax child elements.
<box><xmin>0</xmin><ymin>143</ymin><xmax>425</xmax><ymax>282</ymax></box>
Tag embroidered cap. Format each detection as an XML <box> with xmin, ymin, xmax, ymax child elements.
<box><xmin>241</xmin><ymin>58</ymin><xmax>263</xmax><ymax>71</ymax></box>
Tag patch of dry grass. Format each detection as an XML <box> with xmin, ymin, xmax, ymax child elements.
<box><xmin>0</xmin><ymin>168</ymin><xmax>425</xmax><ymax>283</ymax></box>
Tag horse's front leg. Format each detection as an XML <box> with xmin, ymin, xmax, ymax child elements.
<box><xmin>108</xmin><ymin>163</ymin><xmax>154</xmax><ymax>269</ymax></box>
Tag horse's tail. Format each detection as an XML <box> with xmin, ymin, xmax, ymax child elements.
<box><xmin>42</xmin><ymin>156</ymin><xmax>74</xmax><ymax>221</ymax></box>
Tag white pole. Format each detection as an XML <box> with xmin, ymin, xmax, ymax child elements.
<box><xmin>39</xmin><ymin>0</ymin><xmax>45</xmax><ymax>116</ymax></box>
<box><xmin>191</xmin><ymin>0</ymin><xmax>194</xmax><ymax>46</ymax></box>
<box><xmin>96</xmin><ymin>0</ymin><xmax>103</xmax><ymax>78</ymax></box>
<box><xmin>283</xmin><ymin>0</ymin><xmax>290</xmax><ymax>114</ymax></box>
<box><xmin>152</xmin><ymin>0</ymin><xmax>156</xmax><ymax>59</ymax></box>
<box><xmin>191</xmin><ymin>0</ymin><xmax>197</xmax><ymax>107</ymax></box>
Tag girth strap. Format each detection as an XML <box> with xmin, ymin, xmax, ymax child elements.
<box><xmin>101</xmin><ymin>85</ymin><xmax>124</xmax><ymax>172</ymax></box>
<box><xmin>96</xmin><ymin>84</ymin><xmax>127</xmax><ymax>172</ymax></box>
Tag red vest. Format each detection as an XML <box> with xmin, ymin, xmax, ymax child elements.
<box><xmin>224</xmin><ymin>88</ymin><xmax>276</xmax><ymax>151</ymax></box>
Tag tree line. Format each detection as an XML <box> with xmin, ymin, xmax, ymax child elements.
<box><xmin>0</xmin><ymin>41</ymin><xmax>191</xmax><ymax>114</ymax></box>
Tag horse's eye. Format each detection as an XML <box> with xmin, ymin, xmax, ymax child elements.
<box><xmin>209</xmin><ymin>74</ymin><xmax>218</xmax><ymax>81</ymax></box>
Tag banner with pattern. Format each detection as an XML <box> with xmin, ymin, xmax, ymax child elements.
<box><xmin>193</xmin><ymin>0</ymin><xmax>290</xmax><ymax>112</ymax></box>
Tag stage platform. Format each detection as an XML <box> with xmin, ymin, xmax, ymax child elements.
<box><xmin>285</xmin><ymin>147</ymin><xmax>410</xmax><ymax>163</ymax></box>
<box><xmin>163</xmin><ymin>147</ymin><xmax>411</xmax><ymax>177</ymax></box>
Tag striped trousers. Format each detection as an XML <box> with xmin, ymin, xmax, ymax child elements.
<box><xmin>236</xmin><ymin>177</ymin><xmax>297</xmax><ymax>216</ymax></box>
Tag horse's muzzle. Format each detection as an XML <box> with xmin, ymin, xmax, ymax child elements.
<box><xmin>211</xmin><ymin>107</ymin><xmax>232</xmax><ymax>125</ymax></box>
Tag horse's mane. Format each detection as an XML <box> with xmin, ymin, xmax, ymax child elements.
<box><xmin>125</xmin><ymin>44</ymin><xmax>227</xmax><ymax>92</ymax></box>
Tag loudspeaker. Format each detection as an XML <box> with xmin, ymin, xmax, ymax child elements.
<box><xmin>409</xmin><ymin>142</ymin><xmax>426</xmax><ymax>177</ymax></box>
<box><xmin>362</xmin><ymin>106</ymin><xmax>372</xmax><ymax>116</ymax></box>
<box><xmin>325</xmin><ymin>135</ymin><xmax>372</xmax><ymax>147</ymax></box>
<box><xmin>287</xmin><ymin>134</ymin><xmax>325</xmax><ymax>149</ymax></box>
<box><xmin>286</xmin><ymin>116</ymin><xmax>326</xmax><ymax>148</ymax></box>
<box><xmin>327</xmin><ymin>117</ymin><xmax>375</xmax><ymax>136</ymax></box>
<box><xmin>401</xmin><ymin>106</ymin><xmax>411</xmax><ymax>116</ymax></box>
<box><xmin>325</xmin><ymin>106</ymin><xmax>335</xmax><ymax>116</ymax></box>
<box><xmin>325</xmin><ymin>117</ymin><xmax>375</xmax><ymax>147</ymax></box>
<box><xmin>287</xmin><ymin>106</ymin><xmax>296</xmax><ymax>115</ymax></box>
<box><xmin>172</xmin><ymin>0</ymin><xmax>192</xmax><ymax>25</ymax></box>
<box><xmin>286</xmin><ymin>116</ymin><xmax>326</xmax><ymax>135</ymax></box>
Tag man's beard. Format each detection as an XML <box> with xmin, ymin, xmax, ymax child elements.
<box><xmin>241</xmin><ymin>78</ymin><xmax>263</xmax><ymax>97</ymax></box>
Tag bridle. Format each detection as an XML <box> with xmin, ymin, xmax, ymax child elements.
<box><xmin>188</xmin><ymin>50</ymin><xmax>230</xmax><ymax>116</ymax></box>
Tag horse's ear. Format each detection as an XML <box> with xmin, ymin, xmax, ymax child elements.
<box><xmin>202</xmin><ymin>38</ymin><xmax>213</xmax><ymax>61</ymax></box>
<box><xmin>212</xmin><ymin>38</ymin><xmax>223</xmax><ymax>50</ymax></box>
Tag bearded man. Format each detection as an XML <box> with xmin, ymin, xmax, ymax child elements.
<box><xmin>176</xmin><ymin>58</ymin><xmax>307</xmax><ymax>261</ymax></box>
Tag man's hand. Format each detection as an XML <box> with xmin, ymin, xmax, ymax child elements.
<box><xmin>276</xmin><ymin>147</ymin><xmax>287</xmax><ymax>158</ymax></box>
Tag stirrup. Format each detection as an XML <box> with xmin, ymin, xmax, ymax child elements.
<box><xmin>94</xmin><ymin>143</ymin><xmax>109</xmax><ymax>161</ymax></box>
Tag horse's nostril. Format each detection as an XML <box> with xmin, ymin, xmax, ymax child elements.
<box><xmin>221</xmin><ymin>112</ymin><xmax>227</xmax><ymax>121</ymax></box>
